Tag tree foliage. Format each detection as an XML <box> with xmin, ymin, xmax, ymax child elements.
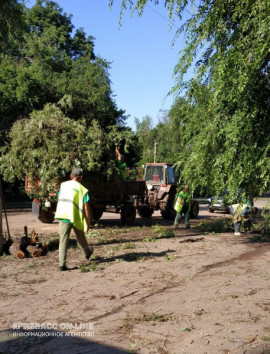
<box><xmin>0</xmin><ymin>0</ymin><xmax>26</xmax><ymax>45</ymax></box>
<box><xmin>135</xmin><ymin>116</ymin><xmax>156</xmax><ymax>163</ymax></box>
<box><xmin>114</xmin><ymin>0</ymin><xmax>270</xmax><ymax>198</ymax></box>
<box><xmin>0</xmin><ymin>0</ymin><xmax>126</xmax><ymax>141</ymax></box>
<box><xmin>135</xmin><ymin>111</ymin><xmax>179</xmax><ymax>165</ymax></box>
<box><xmin>0</xmin><ymin>103</ymin><xmax>134</xmax><ymax>198</ymax></box>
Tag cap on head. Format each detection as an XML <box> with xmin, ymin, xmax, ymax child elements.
<box><xmin>71</xmin><ymin>168</ymin><xmax>83</xmax><ymax>177</ymax></box>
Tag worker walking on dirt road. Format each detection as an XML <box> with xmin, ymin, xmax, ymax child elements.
<box><xmin>55</xmin><ymin>168</ymin><xmax>93</xmax><ymax>271</ymax></box>
<box><xmin>173</xmin><ymin>186</ymin><xmax>191</xmax><ymax>230</ymax></box>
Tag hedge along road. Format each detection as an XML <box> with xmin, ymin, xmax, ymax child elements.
<box><xmin>2</xmin><ymin>198</ymin><xmax>269</xmax><ymax>238</ymax></box>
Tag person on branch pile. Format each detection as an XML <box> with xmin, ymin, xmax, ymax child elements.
<box><xmin>229</xmin><ymin>201</ymin><xmax>258</xmax><ymax>236</ymax></box>
<box><xmin>55</xmin><ymin>168</ymin><xmax>93</xmax><ymax>271</ymax></box>
<box><xmin>173</xmin><ymin>186</ymin><xmax>191</xmax><ymax>230</ymax></box>
<box><xmin>115</xmin><ymin>148</ymin><xmax>127</xmax><ymax>180</ymax></box>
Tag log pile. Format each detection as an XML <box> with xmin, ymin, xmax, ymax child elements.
<box><xmin>9</xmin><ymin>226</ymin><xmax>48</xmax><ymax>259</ymax></box>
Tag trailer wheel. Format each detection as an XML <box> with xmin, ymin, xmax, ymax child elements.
<box><xmin>38</xmin><ymin>208</ymin><xmax>55</xmax><ymax>223</ymax></box>
<box><xmin>190</xmin><ymin>201</ymin><xmax>199</xmax><ymax>219</ymax></box>
<box><xmin>91</xmin><ymin>207</ymin><xmax>103</xmax><ymax>222</ymax></box>
<box><xmin>137</xmin><ymin>205</ymin><xmax>154</xmax><ymax>218</ymax></box>
<box><xmin>121</xmin><ymin>203</ymin><xmax>136</xmax><ymax>226</ymax></box>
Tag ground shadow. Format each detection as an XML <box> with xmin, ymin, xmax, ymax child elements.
<box><xmin>86</xmin><ymin>249</ymin><xmax>176</xmax><ymax>266</ymax></box>
<box><xmin>0</xmin><ymin>328</ymin><xmax>128</xmax><ymax>354</ymax></box>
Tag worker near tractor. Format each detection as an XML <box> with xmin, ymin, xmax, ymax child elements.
<box><xmin>173</xmin><ymin>186</ymin><xmax>191</xmax><ymax>229</ymax></box>
<box><xmin>229</xmin><ymin>202</ymin><xmax>258</xmax><ymax>236</ymax></box>
<box><xmin>115</xmin><ymin>148</ymin><xmax>127</xmax><ymax>180</ymax></box>
<box><xmin>55</xmin><ymin>168</ymin><xmax>93</xmax><ymax>271</ymax></box>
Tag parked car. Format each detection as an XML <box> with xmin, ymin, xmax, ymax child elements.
<box><xmin>207</xmin><ymin>189</ymin><xmax>240</xmax><ymax>213</ymax></box>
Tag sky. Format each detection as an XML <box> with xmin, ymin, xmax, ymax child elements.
<box><xmin>27</xmin><ymin>0</ymin><xmax>189</xmax><ymax>130</ymax></box>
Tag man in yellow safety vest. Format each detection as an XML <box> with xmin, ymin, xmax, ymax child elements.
<box><xmin>173</xmin><ymin>186</ymin><xmax>191</xmax><ymax>230</ymax></box>
<box><xmin>55</xmin><ymin>168</ymin><xmax>93</xmax><ymax>271</ymax></box>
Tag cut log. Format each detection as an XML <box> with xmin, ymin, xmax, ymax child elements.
<box><xmin>41</xmin><ymin>243</ymin><xmax>48</xmax><ymax>255</ymax></box>
<box><xmin>26</xmin><ymin>244</ymin><xmax>40</xmax><ymax>257</ymax></box>
<box><xmin>30</xmin><ymin>229</ymin><xmax>38</xmax><ymax>244</ymax></box>
<box><xmin>9</xmin><ymin>242</ymin><xmax>26</xmax><ymax>259</ymax></box>
<box><xmin>8</xmin><ymin>227</ymin><xmax>47</xmax><ymax>259</ymax></box>
<box><xmin>16</xmin><ymin>251</ymin><xmax>26</xmax><ymax>259</ymax></box>
<box><xmin>32</xmin><ymin>249</ymin><xmax>42</xmax><ymax>257</ymax></box>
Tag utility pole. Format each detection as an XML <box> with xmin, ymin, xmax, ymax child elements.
<box><xmin>154</xmin><ymin>140</ymin><xmax>157</xmax><ymax>163</ymax></box>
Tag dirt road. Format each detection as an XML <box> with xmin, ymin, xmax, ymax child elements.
<box><xmin>1</xmin><ymin>201</ymin><xmax>270</xmax><ymax>353</ymax></box>
<box><xmin>2</xmin><ymin>198</ymin><xmax>268</xmax><ymax>237</ymax></box>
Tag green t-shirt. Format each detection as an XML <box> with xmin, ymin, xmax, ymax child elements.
<box><xmin>116</xmin><ymin>159</ymin><xmax>127</xmax><ymax>180</ymax></box>
<box><xmin>178</xmin><ymin>190</ymin><xmax>190</xmax><ymax>205</ymax></box>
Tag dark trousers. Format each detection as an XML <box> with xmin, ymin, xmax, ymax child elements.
<box><xmin>174</xmin><ymin>209</ymin><xmax>190</xmax><ymax>229</ymax></box>
<box><xmin>59</xmin><ymin>221</ymin><xmax>91</xmax><ymax>266</ymax></box>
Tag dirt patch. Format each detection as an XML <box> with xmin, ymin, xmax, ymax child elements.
<box><xmin>1</xmin><ymin>205</ymin><xmax>270</xmax><ymax>353</ymax></box>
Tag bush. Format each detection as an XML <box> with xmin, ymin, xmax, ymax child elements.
<box><xmin>260</xmin><ymin>205</ymin><xmax>270</xmax><ymax>235</ymax></box>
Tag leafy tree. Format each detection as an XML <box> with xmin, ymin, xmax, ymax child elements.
<box><xmin>135</xmin><ymin>116</ymin><xmax>157</xmax><ymax>164</ymax></box>
<box><xmin>0</xmin><ymin>0</ymin><xmax>26</xmax><ymax>45</ymax></box>
<box><xmin>113</xmin><ymin>0</ymin><xmax>270</xmax><ymax>199</ymax></box>
<box><xmin>135</xmin><ymin>108</ymin><xmax>187</xmax><ymax>165</ymax></box>
<box><xmin>0</xmin><ymin>0</ymin><xmax>126</xmax><ymax>142</ymax></box>
<box><xmin>154</xmin><ymin>110</ymin><xmax>180</xmax><ymax>163</ymax></box>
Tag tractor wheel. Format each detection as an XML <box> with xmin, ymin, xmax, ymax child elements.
<box><xmin>121</xmin><ymin>203</ymin><xmax>136</xmax><ymax>226</ymax></box>
<box><xmin>38</xmin><ymin>208</ymin><xmax>55</xmax><ymax>223</ymax></box>
<box><xmin>160</xmin><ymin>193</ymin><xmax>176</xmax><ymax>220</ymax></box>
<box><xmin>190</xmin><ymin>201</ymin><xmax>199</xmax><ymax>218</ymax></box>
<box><xmin>161</xmin><ymin>208</ymin><xmax>176</xmax><ymax>220</ymax></box>
<box><xmin>137</xmin><ymin>205</ymin><xmax>154</xmax><ymax>218</ymax></box>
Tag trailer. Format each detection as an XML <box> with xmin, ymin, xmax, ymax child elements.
<box><xmin>25</xmin><ymin>176</ymin><xmax>146</xmax><ymax>226</ymax></box>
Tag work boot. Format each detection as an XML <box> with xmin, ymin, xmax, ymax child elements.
<box><xmin>85</xmin><ymin>245</ymin><xmax>94</xmax><ymax>260</ymax></box>
<box><xmin>59</xmin><ymin>265</ymin><xmax>68</xmax><ymax>271</ymax></box>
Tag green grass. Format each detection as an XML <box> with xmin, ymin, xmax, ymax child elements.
<box><xmin>135</xmin><ymin>312</ymin><xmax>173</xmax><ymax>322</ymax></box>
<box><xmin>122</xmin><ymin>242</ymin><xmax>136</xmax><ymax>249</ymax></box>
<box><xmin>152</xmin><ymin>225</ymin><xmax>175</xmax><ymax>238</ymax></box>
<box><xmin>196</xmin><ymin>218</ymin><xmax>232</xmax><ymax>233</ymax></box>
<box><xmin>24</xmin><ymin>261</ymin><xmax>35</xmax><ymax>270</ymax></box>
<box><xmin>79</xmin><ymin>262</ymin><xmax>99</xmax><ymax>272</ymax></box>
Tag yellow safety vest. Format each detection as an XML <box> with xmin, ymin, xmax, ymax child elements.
<box><xmin>174</xmin><ymin>190</ymin><xmax>190</xmax><ymax>213</ymax></box>
<box><xmin>230</xmin><ymin>203</ymin><xmax>251</xmax><ymax>223</ymax></box>
<box><xmin>55</xmin><ymin>180</ymin><xmax>89</xmax><ymax>231</ymax></box>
